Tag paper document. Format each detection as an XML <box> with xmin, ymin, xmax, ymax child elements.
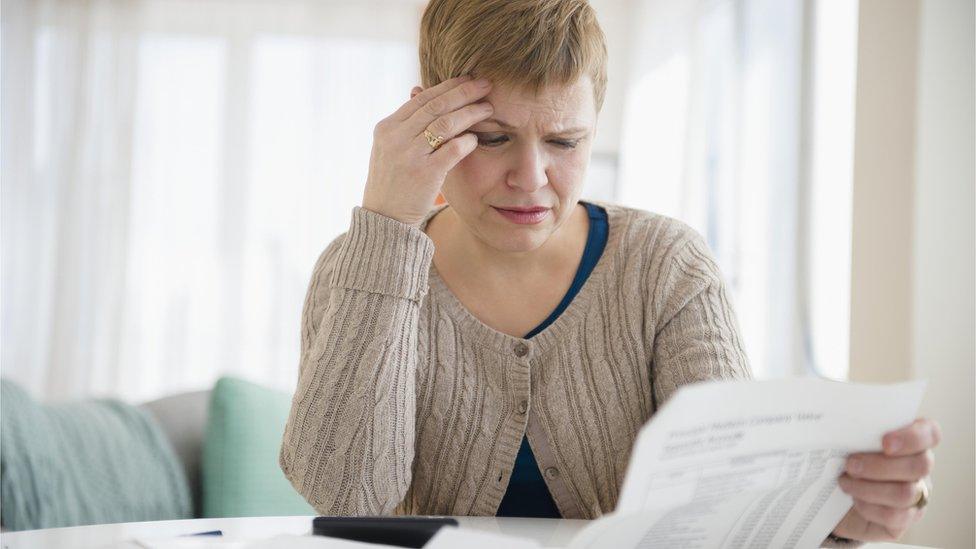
<box><xmin>568</xmin><ymin>378</ymin><xmax>926</xmax><ymax>549</ymax></box>
<box><xmin>434</xmin><ymin>378</ymin><xmax>927</xmax><ymax>549</ymax></box>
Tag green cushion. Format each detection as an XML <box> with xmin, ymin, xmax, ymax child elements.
<box><xmin>0</xmin><ymin>379</ymin><xmax>191</xmax><ymax>530</ymax></box>
<box><xmin>202</xmin><ymin>376</ymin><xmax>315</xmax><ymax>517</ymax></box>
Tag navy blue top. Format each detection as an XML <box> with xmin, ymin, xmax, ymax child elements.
<box><xmin>495</xmin><ymin>201</ymin><xmax>609</xmax><ymax>518</ymax></box>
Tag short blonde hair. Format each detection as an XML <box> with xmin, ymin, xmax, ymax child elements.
<box><xmin>419</xmin><ymin>0</ymin><xmax>609</xmax><ymax>113</ymax></box>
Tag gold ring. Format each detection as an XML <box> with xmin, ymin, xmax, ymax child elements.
<box><xmin>424</xmin><ymin>129</ymin><xmax>445</xmax><ymax>151</ymax></box>
<box><xmin>914</xmin><ymin>479</ymin><xmax>930</xmax><ymax>509</ymax></box>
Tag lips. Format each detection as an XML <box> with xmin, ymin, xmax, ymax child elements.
<box><xmin>494</xmin><ymin>206</ymin><xmax>549</xmax><ymax>213</ymax></box>
<box><xmin>491</xmin><ymin>206</ymin><xmax>551</xmax><ymax>225</ymax></box>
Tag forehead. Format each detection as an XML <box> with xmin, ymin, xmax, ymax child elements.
<box><xmin>481</xmin><ymin>76</ymin><xmax>596</xmax><ymax>131</ymax></box>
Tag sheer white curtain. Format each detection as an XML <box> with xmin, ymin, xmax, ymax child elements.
<box><xmin>617</xmin><ymin>0</ymin><xmax>814</xmax><ymax>379</ymax></box>
<box><xmin>3</xmin><ymin>0</ymin><xmax>854</xmax><ymax>401</ymax></box>
<box><xmin>2</xmin><ymin>0</ymin><xmax>424</xmax><ymax>401</ymax></box>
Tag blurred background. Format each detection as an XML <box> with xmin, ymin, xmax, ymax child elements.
<box><xmin>1</xmin><ymin>0</ymin><xmax>973</xmax><ymax>546</ymax></box>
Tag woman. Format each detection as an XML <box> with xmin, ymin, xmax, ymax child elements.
<box><xmin>280</xmin><ymin>0</ymin><xmax>939</xmax><ymax>545</ymax></box>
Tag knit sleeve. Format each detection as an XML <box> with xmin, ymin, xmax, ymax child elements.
<box><xmin>649</xmin><ymin>229</ymin><xmax>752</xmax><ymax>407</ymax></box>
<box><xmin>279</xmin><ymin>206</ymin><xmax>434</xmax><ymax>516</ymax></box>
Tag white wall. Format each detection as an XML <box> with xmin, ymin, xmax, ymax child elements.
<box><xmin>849</xmin><ymin>1</ymin><xmax>975</xmax><ymax>547</ymax></box>
<box><xmin>849</xmin><ymin>0</ymin><xmax>919</xmax><ymax>384</ymax></box>
<box><xmin>906</xmin><ymin>0</ymin><xmax>975</xmax><ymax>547</ymax></box>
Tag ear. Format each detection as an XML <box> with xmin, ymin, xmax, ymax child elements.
<box><xmin>411</xmin><ymin>86</ymin><xmax>423</xmax><ymax>99</ymax></box>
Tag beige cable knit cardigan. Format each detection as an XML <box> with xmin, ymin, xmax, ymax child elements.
<box><xmin>279</xmin><ymin>199</ymin><xmax>758</xmax><ymax>520</ymax></box>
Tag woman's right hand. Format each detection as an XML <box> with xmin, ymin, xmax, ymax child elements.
<box><xmin>361</xmin><ymin>74</ymin><xmax>494</xmax><ymax>227</ymax></box>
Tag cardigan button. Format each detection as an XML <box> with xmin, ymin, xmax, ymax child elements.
<box><xmin>544</xmin><ymin>466</ymin><xmax>560</xmax><ymax>480</ymax></box>
<box><xmin>513</xmin><ymin>342</ymin><xmax>529</xmax><ymax>357</ymax></box>
<box><xmin>517</xmin><ymin>400</ymin><xmax>528</xmax><ymax>414</ymax></box>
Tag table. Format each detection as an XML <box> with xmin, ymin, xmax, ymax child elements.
<box><xmin>0</xmin><ymin>516</ymin><xmax>933</xmax><ymax>548</ymax></box>
<box><xmin>1</xmin><ymin>516</ymin><xmax>582</xmax><ymax>549</ymax></box>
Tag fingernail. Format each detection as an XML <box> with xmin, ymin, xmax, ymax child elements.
<box><xmin>475</xmin><ymin>78</ymin><xmax>492</xmax><ymax>89</ymax></box>
<box><xmin>847</xmin><ymin>458</ymin><xmax>862</xmax><ymax>475</ymax></box>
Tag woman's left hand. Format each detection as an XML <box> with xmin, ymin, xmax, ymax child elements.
<box><xmin>831</xmin><ymin>418</ymin><xmax>941</xmax><ymax>542</ymax></box>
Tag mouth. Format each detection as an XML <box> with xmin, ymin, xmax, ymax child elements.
<box><xmin>495</xmin><ymin>205</ymin><xmax>550</xmax><ymax>213</ymax></box>
<box><xmin>491</xmin><ymin>205</ymin><xmax>551</xmax><ymax>225</ymax></box>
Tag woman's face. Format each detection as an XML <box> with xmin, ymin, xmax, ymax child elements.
<box><xmin>440</xmin><ymin>76</ymin><xmax>597</xmax><ymax>254</ymax></box>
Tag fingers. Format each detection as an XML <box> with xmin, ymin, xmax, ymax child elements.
<box><xmin>834</xmin><ymin>421</ymin><xmax>936</xmax><ymax>545</ymax></box>
<box><xmin>412</xmin><ymin>101</ymin><xmax>493</xmax><ymax>154</ymax></box>
<box><xmin>846</xmin><ymin>450</ymin><xmax>934</xmax><ymax>482</ymax></box>
<box><xmin>428</xmin><ymin>101</ymin><xmax>494</xmax><ymax>140</ymax></box>
<box><xmin>391</xmin><ymin>75</ymin><xmax>473</xmax><ymax>121</ymax></box>
<box><xmin>428</xmin><ymin>132</ymin><xmax>479</xmax><ymax>173</ymax></box>
<box><xmin>882</xmin><ymin>418</ymin><xmax>942</xmax><ymax>456</ymax></box>
<box><xmin>404</xmin><ymin>77</ymin><xmax>493</xmax><ymax>136</ymax></box>
<box><xmin>852</xmin><ymin>499</ymin><xmax>923</xmax><ymax>539</ymax></box>
<box><xmin>838</xmin><ymin>474</ymin><xmax>924</xmax><ymax>508</ymax></box>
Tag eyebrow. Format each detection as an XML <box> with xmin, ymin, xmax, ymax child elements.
<box><xmin>479</xmin><ymin>118</ymin><xmax>589</xmax><ymax>135</ymax></box>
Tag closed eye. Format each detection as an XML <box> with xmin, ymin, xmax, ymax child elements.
<box><xmin>476</xmin><ymin>135</ymin><xmax>509</xmax><ymax>147</ymax></box>
<box><xmin>473</xmin><ymin>134</ymin><xmax>582</xmax><ymax>149</ymax></box>
<box><xmin>551</xmin><ymin>139</ymin><xmax>581</xmax><ymax>149</ymax></box>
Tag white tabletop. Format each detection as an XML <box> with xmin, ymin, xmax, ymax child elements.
<box><xmin>0</xmin><ymin>516</ymin><xmax>584</xmax><ymax>549</ymax></box>
<box><xmin>0</xmin><ymin>515</ymin><xmax>933</xmax><ymax>549</ymax></box>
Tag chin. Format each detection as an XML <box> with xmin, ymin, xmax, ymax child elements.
<box><xmin>478</xmin><ymin>219</ymin><xmax>554</xmax><ymax>253</ymax></box>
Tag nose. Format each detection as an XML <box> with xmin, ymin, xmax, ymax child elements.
<box><xmin>506</xmin><ymin>143</ymin><xmax>549</xmax><ymax>192</ymax></box>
